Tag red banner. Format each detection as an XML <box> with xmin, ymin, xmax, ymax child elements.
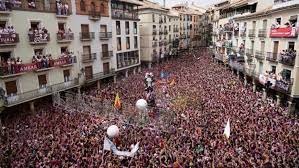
<box><xmin>52</xmin><ymin>58</ymin><xmax>67</xmax><ymax>67</ymax></box>
<box><xmin>270</xmin><ymin>27</ymin><xmax>298</xmax><ymax>38</ymax></box>
<box><xmin>19</xmin><ymin>63</ymin><xmax>38</xmax><ymax>72</ymax></box>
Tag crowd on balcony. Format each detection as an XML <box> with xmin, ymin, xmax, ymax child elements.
<box><xmin>57</xmin><ymin>28</ymin><xmax>73</xmax><ymax>40</ymax></box>
<box><xmin>56</xmin><ymin>0</ymin><xmax>69</xmax><ymax>15</ymax></box>
<box><xmin>0</xmin><ymin>0</ymin><xmax>21</xmax><ymax>11</ymax></box>
<box><xmin>0</xmin><ymin>56</ymin><xmax>22</xmax><ymax>74</ymax></box>
<box><xmin>280</xmin><ymin>49</ymin><xmax>297</xmax><ymax>64</ymax></box>
<box><xmin>260</xmin><ymin>70</ymin><xmax>292</xmax><ymax>91</ymax></box>
<box><xmin>32</xmin><ymin>51</ymin><xmax>75</xmax><ymax>69</ymax></box>
<box><xmin>1</xmin><ymin>49</ymin><xmax>298</xmax><ymax>167</ymax></box>
<box><xmin>271</xmin><ymin>21</ymin><xmax>298</xmax><ymax>29</ymax></box>
<box><xmin>0</xmin><ymin>26</ymin><xmax>16</xmax><ymax>34</ymax></box>
<box><xmin>28</xmin><ymin>27</ymin><xmax>49</xmax><ymax>42</ymax></box>
<box><xmin>0</xmin><ymin>51</ymin><xmax>75</xmax><ymax>75</ymax></box>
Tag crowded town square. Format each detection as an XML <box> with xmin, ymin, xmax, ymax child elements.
<box><xmin>0</xmin><ymin>48</ymin><xmax>298</xmax><ymax>167</ymax></box>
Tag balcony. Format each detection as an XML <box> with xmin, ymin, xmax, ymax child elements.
<box><xmin>82</xmin><ymin>53</ymin><xmax>97</xmax><ymax>63</ymax></box>
<box><xmin>0</xmin><ymin>56</ymin><xmax>76</xmax><ymax>78</ymax></box>
<box><xmin>152</xmin><ymin>30</ymin><xmax>157</xmax><ymax>35</ymax></box>
<box><xmin>229</xmin><ymin>61</ymin><xmax>244</xmax><ymax>72</ymax></box>
<box><xmin>0</xmin><ymin>33</ymin><xmax>19</xmax><ymax>46</ymax></box>
<box><xmin>89</xmin><ymin>11</ymin><xmax>101</xmax><ymax>20</ymax></box>
<box><xmin>101</xmin><ymin>51</ymin><xmax>113</xmax><ymax>60</ymax></box>
<box><xmin>255</xmin><ymin>51</ymin><xmax>265</xmax><ymax>60</ymax></box>
<box><xmin>279</xmin><ymin>53</ymin><xmax>296</xmax><ymax>66</ymax></box>
<box><xmin>159</xmin><ymin>31</ymin><xmax>163</xmax><ymax>35</ymax></box>
<box><xmin>159</xmin><ymin>41</ymin><xmax>163</xmax><ymax>47</ymax></box>
<box><xmin>4</xmin><ymin>79</ymin><xmax>79</xmax><ymax>107</ymax></box>
<box><xmin>273</xmin><ymin>0</ymin><xmax>299</xmax><ymax>9</ymax></box>
<box><xmin>224</xmin><ymin>41</ymin><xmax>232</xmax><ymax>48</ymax></box>
<box><xmin>28</xmin><ymin>33</ymin><xmax>50</xmax><ymax>44</ymax></box>
<box><xmin>174</xmin><ymin>28</ymin><xmax>179</xmax><ymax>33</ymax></box>
<box><xmin>248</xmin><ymin>29</ymin><xmax>256</xmax><ymax>38</ymax></box>
<box><xmin>56</xmin><ymin>33</ymin><xmax>74</xmax><ymax>43</ymax></box>
<box><xmin>80</xmin><ymin>32</ymin><xmax>95</xmax><ymax>41</ymax></box>
<box><xmin>85</xmin><ymin>69</ymin><xmax>116</xmax><ymax>83</ymax></box>
<box><xmin>270</xmin><ymin>27</ymin><xmax>298</xmax><ymax>38</ymax></box>
<box><xmin>56</xmin><ymin>7</ymin><xmax>71</xmax><ymax>18</ymax></box>
<box><xmin>99</xmin><ymin>32</ymin><xmax>112</xmax><ymax>40</ymax></box>
<box><xmin>111</xmin><ymin>10</ymin><xmax>139</xmax><ymax>20</ymax></box>
<box><xmin>245</xmin><ymin>48</ymin><xmax>253</xmax><ymax>58</ymax></box>
<box><xmin>258</xmin><ymin>29</ymin><xmax>267</xmax><ymax>38</ymax></box>
<box><xmin>152</xmin><ymin>41</ymin><xmax>157</xmax><ymax>47</ymax></box>
<box><xmin>240</xmin><ymin>31</ymin><xmax>246</xmax><ymax>38</ymax></box>
<box><xmin>266</xmin><ymin>52</ymin><xmax>278</xmax><ymax>62</ymax></box>
<box><xmin>275</xmin><ymin>79</ymin><xmax>293</xmax><ymax>94</ymax></box>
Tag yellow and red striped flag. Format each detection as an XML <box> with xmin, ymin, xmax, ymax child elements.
<box><xmin>114</xmin><ymin>93</ymin><xmax>121</xmax><ymax>110</ymax></box>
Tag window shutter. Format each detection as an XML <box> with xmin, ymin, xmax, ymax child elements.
<box><xmin>5</xmin><ymin>81</ymin><xmax>17</xmax><ymax>95</ymax></box>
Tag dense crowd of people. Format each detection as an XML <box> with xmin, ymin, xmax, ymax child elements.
<box><xmin>280</xmin><ymin>49</ymin><xmax>297</xmax><ymax>64</ymax></box>
<box><xmin>0</xmin><ymin>48</ymin><xmax>298</xmax><ymax>167</ymax></box>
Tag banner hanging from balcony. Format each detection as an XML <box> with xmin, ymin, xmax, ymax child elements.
<box><xmin>19</xmin><ymin>63</ymin><xmax>39</xmax><ymax>73</ymax></box>
<box><xmin>270</xmin><ymin>27</ymin><xmax>298</xmax><ymax>38</ymax></box>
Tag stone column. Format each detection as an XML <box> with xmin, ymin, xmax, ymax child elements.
<box><xmin>113</xmin><ymin>76</ymin><xmax>117</xmax><ymax>83</ymax></box>
<box><xmin>262</xmin><ymin>88</ymin><xmax>267</xmax><ymax>101</ymax></box>
<box><xmin>77</xmin><ymin>87</ymin><xmax>81</xmax><ymax>95</ymax></box>
<box><xmin>97</xmin><ymin>80</ymin><xmax>101</xmax><ymax>90</ymax></box>
<box><xmin>253</xmin><ymin>82</ymin><xmax>256</xmax><ymax>92</ymax></box>
<box><xmin>237</xmin><ymin>71</ymin><xmax>240</xmax><ymax>79</ymax></box>
<box><xmin>276</xmin><ymin>95</ymin><xmax>281</xmax><ymax>106</ymax></box>
<box><xmin>29</xmin><ymin>101</ymin><xmax>35</xmax><ymax>113</ymax></box>
<box><xmin>148</xmin><ymin>62</ymin><xmax>152</xmax><ymax>69</ymax></box>
<box><xmin>288</xmin><ymin>101</ymin><xmax>295</xmax><ymax>115</ymax></box>
<box><xmin>133</xmin><ymin>68</ymin><xmax>136</xmax><ymax>75</ymax></box>
<box><xmin>244</xmin><ymin>77</ymin><xmax>247</xmax><ymax>86</ymax></box>
<box><xmin>125</xmin><ymin>70</ymin><xmax>129</xmax><ymax>78</ymax></box>
<box><xmin>138</xmin><ymin>66</ymin><xmax>141</xmax><ymax>73</ymax></box>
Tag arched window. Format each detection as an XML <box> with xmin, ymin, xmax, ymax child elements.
<box><xmin>80</xmin><ymin>0</ymin><xmax>85</xmax><ymax>11</ymax></box>
<box><xmin>90</xmin><ymin>2</ymin><xmax>96</xmax><ymax>12</ymax></box>
<box><xmin>100</xmin><ymin>3</ymin><xmax>105</xmax><ymax>13</ymax></box>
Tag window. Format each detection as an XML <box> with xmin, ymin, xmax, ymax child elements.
<box><xmin>133</xmin><ymin>22</ymin><xmax>137</xmax><ymax>34</ymax></box>
<box><xmin>276</xmin><ymin>18</ymin><xmax>281</xmax><ymax>25</ymax></box>
<box><xmin>282</xmin><ymin>69</ymin><xmax>291</xmax><ymax>81</ymax></box>
<box><xmin>100</xmin><ymin>3</ymin><xmax>105</xmax><ymax>13</ymax></box>
<box><xmin>117</xmin><ymin>37</ymin><xmax>121</xmax><ymax>51</ymax></box>
<box><xmin>288</xmin><ymin>42</ymin><xmax>295</xmax><ymax>50</ymax></box>
<box><xmin>271</xmin><ymin>66</ymin><xmax>276</xmax><ymax>74</ymax></box>
<box><xmin>80</xmin><ymin>0</ymin><xmax>86</xmax><ymax>11</ymax></box>
<box><xmin>63</xmin><ymin>69</ymin><xmax>70</xmax><ymax>82</ymax></box>
<box><xmin>289</xmin><ymin>15</ymin><xmax>297</xmax><ymax>27</ymax></box>
<box><xmin>126</xmin><ymin>37</ymin><xmax>130</xmax><ymax>49</ymax></box>
<box><xmin>116</xmin><ymin>21</ymin><xmax>121</xmax><ymax>35</ymax></box>
<box><xmin>169</xmin><ymin>25</ymin><xmax>171</xmax><ymax>31</ymax></box>
<box><xmin>38</xmin><ymin>74</ymin><xmax>47</xmax><ymax>88</ymax></box>
<box><xmin>5</xmin><ymin>81</ymin><xmax>17</xmax><ymax>96</ymax></box>
<box><xmin>134</xmin><ymin>36</ymin><xmax>138</xmax><ymax>49</ymax></box>
<box><xmin>152</xmin><ymin>14</ymin><xmax>155</xmax><ymax>22</ymax></box>
<box><xmin>125</xmin><ymin>22</ymin><xmax>129</xmax><ymax>35</ymax></box>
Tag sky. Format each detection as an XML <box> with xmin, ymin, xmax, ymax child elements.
<box><xmin>153</xmin><ymin>0</ymin><xmax>222</xmax><ymax>8</ymax></box>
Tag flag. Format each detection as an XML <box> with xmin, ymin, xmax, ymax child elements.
<box><xmin>169</xmin><ymin>79</ymin><xmax>175</xmax><ymax>86</ymax></box>
<box><xmin>223</xmin><ymin>119</ymin><xmax>230</xmax><ymax>139</ymax></box>
<box><xmin>114</xmin><ymin>93</ymin><xmax>121</xmax><ymax>110</ymax></box>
